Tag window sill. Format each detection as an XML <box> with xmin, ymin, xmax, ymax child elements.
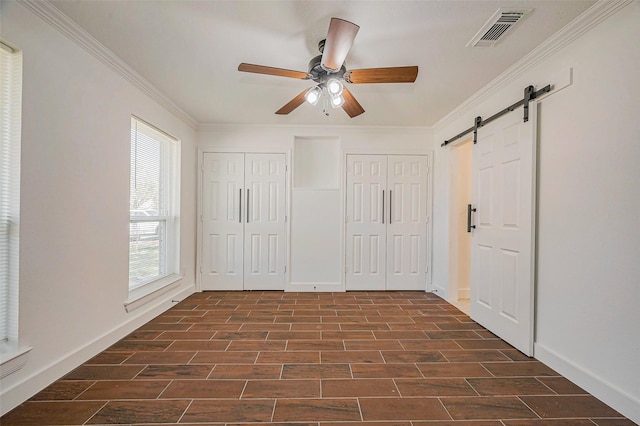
<box><xmin>0</xmin><ymin>345</ymin><xmax>33</xmax><ymax>379</ymax></box>
<box><xmin>124</xmin><ymin>273</ymin><xmax>182</xmax><ymax>313</ymax></box>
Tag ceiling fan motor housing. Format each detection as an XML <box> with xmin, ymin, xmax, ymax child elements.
<box><xmin>308</xmin><ymin>53</ymin><xmax>346</xmax><ymax>84</ymax></box>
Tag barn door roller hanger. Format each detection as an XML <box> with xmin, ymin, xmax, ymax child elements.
<box><xmin>441</xmin><ymin>84</ymin><xmax>550</xmax><ymax>147</ymax></box>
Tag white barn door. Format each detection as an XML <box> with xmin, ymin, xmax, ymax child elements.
<box><xmin>201</xmin><ymin>152</ymin><xmax>286</xmax><ymax>291</ymax></box>
<box><xmin>470</xmin><ymin>107</ymin><xmax>537</xmax><ymax>355</ymax></box>
<box><xmin>345</xmin><ymin>154</ymin><xmax>429</xmax><ymax>291</ymax></box>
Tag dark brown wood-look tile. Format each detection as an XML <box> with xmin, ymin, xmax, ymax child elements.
<box><xmin>520</xmin><ymin>395</ymin><xmax>623</xmax><ymax>418</ymax></box>
<box><xmin>135</xmin><ymin>364</ymin><xmax>212</xmax><ymax>379</ymax></box>
<box><xmin>272</xmin><ymin>398</ymin><xmax>361</xmax><ymax>422</ymax></box>
<box><xmin>208</xmin><ymin>364</ymin><xmax>282</xmax><ymax>379</ymax></box>
<box><xmin>190</xmin><ymin>350</ymin><xmax>258</xmax><ymax>364</ymax></box>
<box><xmin>501</xmin><ymin>349</ymin><xmax>535</xmax><ymax>361</ymax></box>
<box><xmin>537</xmin><ymin>376</ymin><xmax>588</xmax><ymax>394</ymax></box>
<box><xmin>442</xmin><ymin>350</ymin><xmax>511</xmax><ymax>362</ymax></box>
<box><xmin>30</xmin><ymin>380</ymin><xmax>94</xmax><ymax>401</ymax></box>
<box><xmin>413</xmin><ymin>421</ymin><xmax>502</xmax><ymax>426</ymax></box>
<box><xmin>267</xmin><ymin>331</ymin><xmax>321</xmax><ymax>340</ymax></box>
<box><xmin>241</xmin><ymin>323</ymin><xmax>292</xmax><ymax>331</ymax></box>
<box><xmin>503</xmin><ymin>420</ymin><xmax>597</xmax><ymax>426</ymax></box>
<box><xmin>123</xmin><ymin>351</ymin><xmax>196</xmax><ymax>364</ymax></box>
<box><xmin>107</xmin><ymin>340</ymin><xmax>173</xmax><ymax>351</ymax></box>
<box><xmin>287</xmin><ymin>339</ymin><xmax>344</xmax><ymax>351</ymax></box>
<box><xmin>339</xmin><ymin>323</ymin><xmax>391</xmax><ymax>331</ymax></box>
<box><xmin>213</xmin><ymin>331</ymin><xmax>269</xmax><ymax>340</ymax></box>
<box><xmin>467</xmin><ymin>377</ymin><xmax>555</xmax><ymax>396</ymax></box>
<box><xmin>282</xmin><ymin>363</ymin><xmax>351</xmax><ymax>379</ymax></box>
<box><xmin>417</xmin><ymin>362</ymin><xmax>492</xmax><ymax>378</ymax></box>
<box><xmin>381</xmin><ymin>350</ymin><xmax>447</xmax><ymax>363</ymax></box>
<box><xmin>160</xmin><ymin>379</ymin><xmax>245</xmax><ymax>398</ymax></box>
<box><xmin>157</xmin><ymin>331</ymin><xmax>215</xmax><ymax>340</ymax></box>
<box><xmin>400</xmin><ymin>339</ymin><xmax>462</xmax><ymax>350</ymax></box>
<box><xmin>77</xmin><ymin>380</ymin><xmax>170</xmax><ymax>400</ymax></box>
<box><xmin>257</xmin><ymin>351</ymin><xmax>320</xmax><ymax>364</ymax></box>
<box><xmin>322</xmin><ymin>378</ymin><xmax>399</xmax><ymax>397</ymax></box>
<box><xmin>359</xmin><ymin>397</ymin><xmax>450</xmax><ymax>421</ymax></box>
<box><xmin>291</xmin><ymin>322</ymin><xmax>340</xmax><ymax>330</ymax></box>
<box><xmin>373</xmin><ymin>330</ymin><xmax>429</xmax><ymax>340</ymax></box>
<box><xmin>87</xmin><ymin>400</ymin><xmax>189</xmax><ymax>424</ymax></box>
<box><xmin>242</xmin><ymin>379</ymin><xmax>320</xmax><ymax>398</ymax></box>
<box><xmin>324</xmin><ymin>422</ymin><xmax>411</xmax><ymax>426</ymax></box>
<box><xmin>226</xmin><ymin>340</ymin><xmax>287</xmax><ymax>351</ymax></box>
<box><xmin>123</xmin><ymin>330</ymin><xmax>164</xmax><ymax>340</ymax></box>
<box><xmin>166</xmin><ymin>340</ymin><xmax>230</xmax><ymax>351</ymax></box>
<box><xmin>351</xmin><ymin>364</ymin><xmax>422</xmax><ymax>378</ymax></box>
<box><xmin>481</xmin><ymin>362</ymin><xmax>560</xmax><ymax>377</ymax></box>
<box><xmin>441</xmin><ymin>397</ymin><xmax>538</xmax><ymax>420</ymax></box>
<box><xmin>321</xmin><ymin>331</ymin><xmax>374</xmax><ymax>340</ymax></box>
<box><xmin>435</xmin><ymin>321</ymin><xmax>484</xmax><ymax>330</ymax></box>
<box><xmin>321</xmin><ymin>350</ymin><xmax>384</xmax><ymax>364</ymax></box>
<box><xmin>395</xmin><ymin>378</ymin><xmax>478</xmax><ymax>396</ymax></box>
<box><xmin>426</xmin><ymin>330</ymin><xmax>483</xmax><ymax>340</ymax></box>
<box><xmin>84</xmin><ymin>352</ymin><xmax>133</xmax><ymax>364</ymax></box>
<box><xmin>344</xmin><ymin>340</ymin><xmax>404</xmax><ymax>350</ymax></box>
<box><xmin>63</xmin><ymin>365</ymin><xmax>145</xmax><ymax>380</ymax></box>
<box><xmin>181</xmin><ymin>399</ymin><xmax>275</xmax><ymax>423</ymax></box>
<box><xmin>455</xmin><ymin>339</ymin><xmax>515</xmax><ymax>350</ymax></box>
<box><xmin>0</xmin><ymin>401</ymin><xmax>106</xmax><ymax>425</ymax></box>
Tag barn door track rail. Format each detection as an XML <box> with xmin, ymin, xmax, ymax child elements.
<box><xmin>441</xmin><ymin>84</ymin><xmax>551</xmax><ymax>147</ymax></box>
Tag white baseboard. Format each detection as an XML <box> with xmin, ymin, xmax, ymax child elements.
<box><xmin>0</xmin><ymin>284</ymin><xmax>195</xmax><ymax>416</ymax></box>
<box><xmin>431</xmin><ymin>283</ymin><xmax>447</xmax><ymax>299</ymax></box>
<box><xmin>287</xmin><ymin>282</ymin><xmax>345</xmax><ymax>292</ymax></box>
<box><xmin>534</xmin><ymin>343</ymin><xmax>640</xmax><ymax>423</ymax></box>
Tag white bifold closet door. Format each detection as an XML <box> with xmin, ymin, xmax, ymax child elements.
<box><xmin>201</xmin><ymin>153</ymin><xmax>286</xmax><ymax>291</ymax></box>
<box><xmin>345</xmin><ymin>155</ymin><xmax>429</xmax><ymax>290</ymax></box>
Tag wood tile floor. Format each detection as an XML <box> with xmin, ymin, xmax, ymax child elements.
<box><xmin>2</xmin><ymin>291</ymin><xmax>636</xmax><ymax>425</ymax></box>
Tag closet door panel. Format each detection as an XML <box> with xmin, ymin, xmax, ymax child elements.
<box><xmin>345</xmin><ymin>155</ymin><xmax>387</xmax><ymax>290</ymax></box>
<box><xmin>244</xmin><ymin>153</ymin><xmax>287</xmax><ymax>290</ymax></box>
<box><xmin>386</xmin><ymin>155</ymin><xmax>429</xmax><ymax>290</ymax></box>
<box><xmin>201</xmin><ymin>153</ymin><xmax>245</xmax><ymax>290</ymax></box>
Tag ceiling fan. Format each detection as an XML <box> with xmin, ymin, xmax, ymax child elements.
<box><xmin>238</xmin><ymin>17</ymin><xmax>419</xmax><ymax>118</ymax></box>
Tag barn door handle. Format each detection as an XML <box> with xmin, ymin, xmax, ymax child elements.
<box><xmin>467</xmin><ymin>204</ymin><xmax>476</xmax><ymax>232</ymax></box>
<box><xmin>246</xmin><ymin>189</ymin><xmax>250</xmax><ymax>223</ymax></box>
<box><xmin>389</xmin><ymin>190</ymin><xmax>392</xmax><ymax>223</ymax></box>
<box><xmin>239</xmin><ymin>189</ymin><xmax>242</xmax><ymax>223</ymax></box>
<box><xmin>381</xmin><ymin>190</ymin><xmax>385</xmax><ymax>224</ymax></box>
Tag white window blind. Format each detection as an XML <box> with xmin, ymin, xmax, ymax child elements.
<box><xmin>0</xmin><ymin>41</ymin><xmax>22</xmax><ymax>345</ymax></box>
<box><xmin>129</xmin><ymin>117</ymin><xmax>180</xmax><ymax>290</ymax></box>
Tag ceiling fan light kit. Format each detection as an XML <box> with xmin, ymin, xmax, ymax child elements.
<box><xmin>238</xmin><ymin>17</ymin><xmax>419</xmax><ymax>118</ymax></box>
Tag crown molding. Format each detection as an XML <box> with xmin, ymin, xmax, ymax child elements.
<box><xmin>434</xmin><ymin>0</ymin><xmax>632</xmax><ymax>130</ymax></box>
<box><xmin>18</xmin><ymin>0</ymin><xmax>198</xmax><ymax>130</ymax></box>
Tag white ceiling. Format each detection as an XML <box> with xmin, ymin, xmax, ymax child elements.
<box><xmin>50</xmin><ymin>0</ymin><xmax>595</xmax><ymax>127</ymax></box>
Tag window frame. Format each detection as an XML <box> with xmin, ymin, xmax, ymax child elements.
<box><xmin>127</xmin><ymin>116</ymin><xmax>181</xmax><ymax>307</ymax></box>
<box><xmin>0</xmin><ymin>39</ymin><xmax>31</xmax><ymax>376</ymax></box>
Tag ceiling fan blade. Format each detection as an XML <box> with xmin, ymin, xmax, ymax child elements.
<box><xmin>345</xmin><ymin>66</ymin><xmax>419</xmax><ymax>84</ymax></box>
<box><xmin>275</xmin><ymin>89</ymin><xmax>308</xmax><ymax>115</ymax></box>
<box><xmin>342</xmin><ymin>87</ymin><xmax>365</xmax><ymax>118</ymax></box>
<box><xmin>321</xmin><ymin>18</ymin><xmax>359</xmax><ymax>73</ymax></box>
<box><xmin>238</xmin><ymin>63</ymin><xmax>310</xmax><ymax>79</ymax></box>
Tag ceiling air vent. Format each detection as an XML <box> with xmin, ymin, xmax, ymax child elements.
<box><xmin>467</xmin><ymin>8</ymin><xmax>531</xmax><ymax>47</ymax></box>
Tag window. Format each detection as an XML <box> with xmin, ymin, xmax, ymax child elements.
<box><xmin>0</xmin><ymin>40</ymin><xmax>22</xmax><ymax>351</ymax></box>
<box><xmin>129</xmin><ymin>117</ymin><xmax>180</xmax><ymax>292</ymax></box>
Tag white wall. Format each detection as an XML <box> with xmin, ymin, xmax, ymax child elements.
<box><xmin>0</xmin><ymin>2</ymin><xmax>198</xmax><ymax>414</ymax></box>
<box><xmin>198</xmin><ymin>125</ymin><xmax>433</xmax><ymax>292</ymax></box>
<box><xmin>433</xmin><ymin>3</ymin><xmax>640</xmax><ymax>421</ymax></box>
